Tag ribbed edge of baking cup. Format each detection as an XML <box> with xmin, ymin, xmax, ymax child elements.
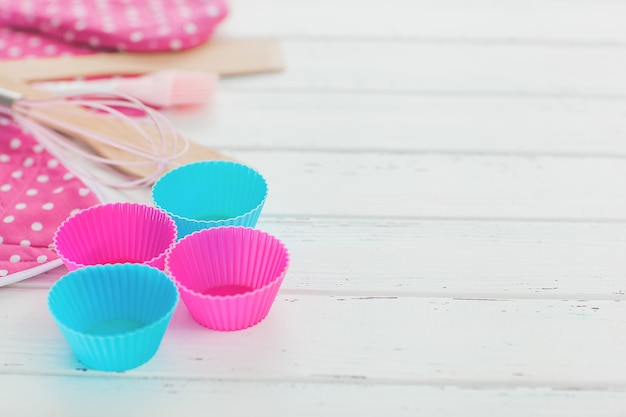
<box><xmin>165</xmin><ymin>226</ymin><xmax>289</xmax><ymax>331</ymax></box>
<box><xmin>53</xmin><ymin>202</ymin><xmax>177</xmax><ymax>271</ymax></box>
<box><xmin>152</xmin><ymin>161</ymin><xmax>267</xmax><ymax>239</ymax></box>
<box><xmin>48</xmin><ymin>264</ymin><xmax>179</xmax><ymax>372</ymax></box>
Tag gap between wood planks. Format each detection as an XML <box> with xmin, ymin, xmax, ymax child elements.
<box><xmin>2</xmin><ymin>366</ymin><xmax>626</xmax><ymax>392</ymax></box>
<box><xmin>8</xmin><ymin>280</ymin><xmax>626</xmax><ymax>302</ymax></box>
<box><xmin>217</xmin><ymin>147</ymin><xmax>626</xmax><ymax>160</ymax></box>
<box><xmin>217</xmin><ymin>85</ymin><xmax>626</xmax><ymax>101</ymax></box>
<box><xmin>261</xmin><ymin>213</ymin><xmax>626</xmax><ymax>224</ymax></box>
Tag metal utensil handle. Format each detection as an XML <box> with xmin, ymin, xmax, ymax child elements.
<box><xmin>0</xmin><ymin>86</ymin><xmax>23</xmax><ymax>107</ymax></box>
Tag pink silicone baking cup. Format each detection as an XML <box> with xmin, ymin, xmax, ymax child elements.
<box><xmin>165</xmin><ymin>226</ymin><xmax>290</xmax><ymax>331</ymax></box>
<box><xmin>54</xmin><ymin>203</ymin><xmax>177</xmax><ymax>271</ymax></box>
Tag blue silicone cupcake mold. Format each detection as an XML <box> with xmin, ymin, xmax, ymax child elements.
<box><xmin>48</xmin><ymin>263</ymin><xmax>179</xmax><ymax>372</ymax></box>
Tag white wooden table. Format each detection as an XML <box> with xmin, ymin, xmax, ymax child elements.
<box><xmin>3</xmin><ymin>1</ymin><xmax>626</xmax><ymax>415</ymax></box>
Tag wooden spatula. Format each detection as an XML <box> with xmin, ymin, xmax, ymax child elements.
<box><xmin>0</xmin><ymin>39</ymin><xmax>284</xmax><ymax>82</ymax></box>
<box><xmin>0</xmin><ymin>75</ymin><xmax>229</xmax><ymax>181</ymax></box>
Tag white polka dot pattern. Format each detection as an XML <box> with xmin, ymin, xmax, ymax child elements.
<box><xmin>0</xmin><ymin>121</ymin><xmax>100</xmax><ymax>284</ymax></box>
<box><xmin>0</xmin><ymin>0</ymin><xmax>228</xmax><ymax>54</ymax></box>
<box><xmin>0</xmin><ymin>26</ymin><xmax>91</xmax><ymax>59</ymax></box>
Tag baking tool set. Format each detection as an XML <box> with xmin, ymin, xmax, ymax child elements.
<box><xmin>49</xmin><ymin>161</ymin><xmax>290</xmax><ymax>372</ymax></box>
<box><xmin>0</xmin><ymin>0</ymin><xmax>289</xmax><ymax>371</ymax></box>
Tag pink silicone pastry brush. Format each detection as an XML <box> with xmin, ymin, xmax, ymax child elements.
<box><xmin>33</xmin><ymin>70</ymin><xmax>219</xmax><ymax>108</ymax></box>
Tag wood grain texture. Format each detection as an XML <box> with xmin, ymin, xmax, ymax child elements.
<box><xmin>3</xmin><ymin>374</ymin><xmax>626</xmax><ymax>417</ymax></box>
<box><xmin>3</xmin><ymin>289</ymin><xmax>626</xmax><ymax>387</ymax></box>
<box><xmin>222</xmin><ymin>151</ymin><xmax>626</xmax><ymax>221</ymax></box>
<box><xmin>69</xmin><ymin>150</ymin><xmax>626</xmax><ymax>221</ymax></box>
<box><xmin>168</xmin><ymin>91</ymin><xmax>626</xmax><ymax>155</ymax></box>
<box><xmin>216</xmin><ymin>41</ymin><xmax>626</xmax><ymax>97</ymax></box>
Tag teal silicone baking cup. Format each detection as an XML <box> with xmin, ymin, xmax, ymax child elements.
<box><xmin>47</xmin><ymin>264</ymin><xmax>179</xmax><ymax>372</ymax></box>
<box><xmin>151</xmin><ymin>161</ymin><xmax>268</xmax><ymax>238</ymax></box>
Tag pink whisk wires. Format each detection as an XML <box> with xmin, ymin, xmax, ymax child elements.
<box><xmin>0</xmin><ymin>86</ymin><xmax>189</xmax><ymax>189</ymax></box>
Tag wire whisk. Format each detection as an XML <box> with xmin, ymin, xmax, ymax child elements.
<box><xmin>0</xmin><ymin>85</ymin><xmax>189</xmax><ymax>188</ymax></box>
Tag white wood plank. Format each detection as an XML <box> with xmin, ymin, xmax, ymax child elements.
<box><xmin>46</xmin><ymin>151</ymin><xmax>626</xmax><ymax>220</ymax></box>
<box><xmin>263</xmin><ymin>219</ymin><xmax>626</xmax><ymax>298</ymax></box>
<box><xmin>2</xmin><ymin>289</ymin><xmax>626</xmax><ymax>387</ymax></box>
<box><xmin>218</xmin><ymin>41</ymin><xmax>626</xmax><ymax>97</ymax></box>
<box><xmin>2</xmin><ymin>374</ymin><xmax>626</xmax><ymax>417</ymax></box>
<box><xmin>219</xmin><ymin>0</ymin><xmax>626</xmax><ymax>44</ymax></box>
<box><xmin>168</xmin><ymin>91</ymin><xmax>626</xmax><ymax>155</ymax></box>
<box><xmin>17</xmin><ymin>219</ymin><xmax>626</xmax><ymax>299</ymax></box>
<box><xmin>229</xmin><ymin>151</ymin><xmax>626</xmax><ymax>220</ymax></box>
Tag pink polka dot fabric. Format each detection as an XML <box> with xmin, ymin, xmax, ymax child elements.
<box><xmin>0</xmin><ymin>26</ymin><xmax>93</xmax><ymax>59</ymax></box>
<box><xmin>0</xmin><ymin>0</ymin><xmax>228</xmax><ymax>52</ymax></box>
<box><xmin>0</xmin><ymin>118</ymin><xmax>100</xmax><ymax>286</ymax></box>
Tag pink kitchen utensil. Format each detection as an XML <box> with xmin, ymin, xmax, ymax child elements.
<box><xmin>33</xmin><ymin>70</ymin><xmax>219</xmax><ymax>108</ymax></box>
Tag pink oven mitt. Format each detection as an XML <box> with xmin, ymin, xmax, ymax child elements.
<box><xmin>0</xmin><ymin>0</ymin><xmax>228</xmax><ymax>52</ymax></box>
<box><xmin>0</xmin><ymin>119</ymin><xmax>100</xmax><ymax>286</ymax></box>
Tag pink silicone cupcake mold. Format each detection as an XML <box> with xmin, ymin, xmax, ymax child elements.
<box><xmin>54</xmin><ymin>202</ymin><xmax>177</xmax><ymax>271</ymax></box>
<box><xmin>165</xmin><ymin>226</ymin><xmax>290</xmax><ymax>331</ymax></box>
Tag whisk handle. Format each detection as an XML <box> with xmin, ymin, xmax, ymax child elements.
<box><xmin>0</xmin><ymin>86</ymin><xmax>23</xmax><ymax>107</ymax></box>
